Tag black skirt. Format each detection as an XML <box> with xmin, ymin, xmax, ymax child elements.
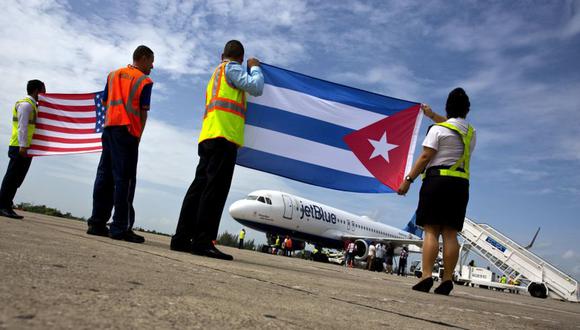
<box><xmin>415</xmin><ymin>174</ymin><xmax>470</xmax><ymax>232</ymax></box>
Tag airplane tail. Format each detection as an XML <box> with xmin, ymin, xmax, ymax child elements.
<box><xmin>403</xmin><ymin>214</ymin><xmax>423</xmax><ymax>238</ymax></box>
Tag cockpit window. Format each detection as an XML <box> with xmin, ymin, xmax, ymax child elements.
<box><xmin>247</xmin><ymin>195</ymin><xmax>258</xmax><ymax>200</ymax></box>
<box><xmin>258</xmin><ymin>196</ymin><xmax>266</xmax><ymax>203</ymax></box>
<box><xmin>265</xmin><ymin>197</ymin><xmax>272</xmax><ymax>205</ymax></box>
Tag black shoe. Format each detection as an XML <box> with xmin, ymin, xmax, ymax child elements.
<box><xmin>170</xmin><ymin>239</ymin><xmax>193</xmax><ymax>253</ymax></box>
<box><xmin>110</xmin><ymin>230</ymin><xmax>145</xmax><ymax>244</ymax></box>
<box><xmin>0</xmin><ymin>208</ymin><xmax>23</xmax><ymax>219</ymax></box>
<box><xmin>87</xmin><ymin>225</ymin><xmax>109</xmax><ymax>237</ymax></box>
<box><xmin>412</xmin><ymin>277</ymin><xmax>434</xmax><ymax>293</ymax></box>
<box><xmin>434</xmin><ymin>280</ymin><xmax>454</xmax><ymax>295</ymax></box>
<box><xmin>192</xmin><ymin>245</ymin><xmax>233</xmax><ymax>261</ymax></box>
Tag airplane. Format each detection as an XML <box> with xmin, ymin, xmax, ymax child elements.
<box><xmin>228</xmin><ymin>190</ymin><xmax>424</xmax><ymax>260</ymax></box>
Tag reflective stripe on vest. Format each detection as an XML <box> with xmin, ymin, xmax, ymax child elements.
<box><xmin>426</xmin><ymin>122</ymin><xmax>474</xmax><ymax>180</ymax></box>
<box><xmin>198</xmin><ymin>61</ymin><xmax>247</xmax><ymax>146</ymax></box>
<box><xmin>9</xmin><ymin>97</ymin><xmax>38</xmax><ymax>147</ymax></box>
<box><xmin>104</xmin><ymin>66</ymin><xmax>152</xmax><ymax>138</ymax></box>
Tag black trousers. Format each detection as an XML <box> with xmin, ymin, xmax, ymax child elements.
<box><xmin>173</xmin><ymin>138</ymin><xmax>237</xmax><ymax>247</ymax></box>
<box><xmin>88</xmin><ymin>126</ymin><xmax>139</xmax><ymax>235</ymax></box>
<box><xmin>0</xmin><ymin>146</ymin><xmax>32</xmax><ymax>209</ymax></box>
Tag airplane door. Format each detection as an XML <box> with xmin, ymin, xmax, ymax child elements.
<box><xmin>282</xmin><ymin>194</ymin><xmax>293</xmax><ymax>219</ymax></box>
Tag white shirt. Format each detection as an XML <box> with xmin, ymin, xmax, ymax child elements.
<box><xmin>16</xmin><ymin>96</ymin><xmax>36</xmax><ymax>147</ymax></box>
<box><xmin>368</xmin><ymin>244</ymin><xmax>376</xmax><ymax>257</ymax></box>
<box><xmin>422</xmin><ymin>118</ymin><xmax>476</xmax><ymax>168</ymax></box>
<box><xmin>347</xmin><ymin>242</ymin><xmax>355</xmax><ymax>253</ymax></box>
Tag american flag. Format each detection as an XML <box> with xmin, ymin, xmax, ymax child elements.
<box><xmin>28</xmin><ymin>92</ymin><xmax>105</xmax><ymax>156</ymax></box>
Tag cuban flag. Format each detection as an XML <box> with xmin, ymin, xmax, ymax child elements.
<box><xmin>236</xmin><ymin>64</ymin><xmax>423</xmax><ymax>193</ymax></box>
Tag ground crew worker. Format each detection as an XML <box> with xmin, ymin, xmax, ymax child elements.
<box><xmin>0</xmin><ymin>80</ymin><xmax>45</xmax><ymax>219</ymax></box>
<box><xmin>171</xmin><ymin>40</ymin><xmax>264</xmax><ymax>260</ymax></box>
<box><xmin>274</xmin><ymin>235</ymin><xmax>281</xmax><ymax>255</ymax></box>
<box><xmin>238</xmin><ymin>228</ymin><xmax>246</xmax><ymax>249</ymax></box>
<box><xmin>86</xmin><ymin>45</ymin><xmax>154</xmax><ymax>243</ymax></box>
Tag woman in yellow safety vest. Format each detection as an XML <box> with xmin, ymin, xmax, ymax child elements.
<box><xmin>398</xmin><ymin>88</ymin><xmax>476</xmax><ymax>296</ymax></box>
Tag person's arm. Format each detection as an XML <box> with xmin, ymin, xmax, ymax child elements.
<box><xmin>421</xmin><ymin>104</ymin><xmax>446</xmax><ymax>123</ymax></box>
<box><xmin>17</xmin><ymin>102</ymin><xmax>33</xmax><ymax>156</ymax></box>
<box><xmin>139</xmin><ymin>83</ymin><xmax>153</xmax><ymax>134</ymax></box>
<box><xmin>397</xmin><ymin>146</ymin><xmax>437</xmax><ymax>195</ymax></box>
<box><xmin>225</xmin><ymin>60</ymin><xmax>264</xmax><ymax>96</ymax></box>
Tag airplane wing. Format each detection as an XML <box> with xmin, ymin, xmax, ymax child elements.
<box><xmin>341</xmin><ymin>235</ymin><xmax>423</xmax><ymax>247</ymax></box>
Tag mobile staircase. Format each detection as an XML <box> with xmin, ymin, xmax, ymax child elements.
<box><xmin>458</xmin><ymin>217</ymin><xmax>579</xmax><ymax>302</ymax></box>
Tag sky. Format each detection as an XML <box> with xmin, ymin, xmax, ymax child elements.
<box><xmin>0</xmin><ymin>0</ymin><xmax>579</xmax><ymax>280</ymax></box>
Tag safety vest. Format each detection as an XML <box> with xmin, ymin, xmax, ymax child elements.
<box><xmin>9</xmin><ymin>97</ymin><xmax>38</xmax><ymax>147</ymax></box>
<box><xmin>239</xmin><ymin>230</ymin><xmax>245</xmax><ymax>240</ymax></box>
<box><xmin>104</xmin><ymin>65</ymin><xmax>153</xmax><ymax>138</ymax></box>
<box><xmin>427</xmin><ymin>122</ymin><xmax>474</xmax><ymax>180</ymax></box>
<box><xmin>199</xmin><ymin>61</ymin><xmax>247</xmax><ymax>146</ymax></box>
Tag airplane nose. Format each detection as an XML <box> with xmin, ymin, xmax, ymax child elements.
<box><xmin>229</xmin><ymin>200</ymin><xmax>249</xmax><ymax>219</ymax></box>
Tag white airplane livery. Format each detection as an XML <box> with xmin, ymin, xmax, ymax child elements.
<box><xmin>229</xmin><ymin>190</ymin><xmax>424</xmax><ymax>258</ymax></box>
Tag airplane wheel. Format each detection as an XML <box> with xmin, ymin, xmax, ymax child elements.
<box><xmin>528</xmin><ymin>282</ymin><xmax>548</xmax><ymax>298</ymax></box>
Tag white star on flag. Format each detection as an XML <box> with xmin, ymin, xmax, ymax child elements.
<box><xmin>368</xmin><ymin>131</ymin><xmax>398</xmax><ymax>162</ymax></box>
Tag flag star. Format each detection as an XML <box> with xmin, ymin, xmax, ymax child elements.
<box><xmin>368</xmin><ymin>131</ymin><xmax>398</xmax><ymax>162</ymax></box>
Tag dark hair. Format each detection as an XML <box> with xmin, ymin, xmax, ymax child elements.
<box><xmin>223</xmin><ymin>40</ymin><xmax>244</xmax><ymax>59</ymax></box>
<box><xmin>133</xmin><ymin>45</ymin><xmax>154</xmax><ymax>61</ymax></box>
<box><xmin>445</xmin><ymin>87</ymin><xmax>470</xmax><ymax>118</ymax></box>
<box><xmin>27</xmin><ymin>80</ymin><xmax>45</xmax><ymax>95</ymax></box>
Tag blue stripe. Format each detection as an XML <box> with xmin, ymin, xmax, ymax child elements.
<box><xmin>236</xmin><ymin>148</ymin><xmax>393</xmax><ymax>193</ymax></box>
<box><xmin>261</xmin><ymin>63</ymin><xmax>419</xmax><ymax>116</ymax></box>
<box><xmin>246</xmin><ymin>103</ymin><xmax>353</xmax><ymax>150</ymax></box>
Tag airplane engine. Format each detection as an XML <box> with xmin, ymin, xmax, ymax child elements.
<box><xmin>354</xmin><ymin>239</ymin><xmax>369</xmax><ymax>260</ymax></box>
<box><xmin>291</xmin><ymin>240</ymin><xmax>306</xmax><ymax>251</ymax></box>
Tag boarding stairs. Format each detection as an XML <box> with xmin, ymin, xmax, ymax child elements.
<box><xmin>459</xmin><ymin>217</ymin><xmax>579</xmax><ymax>302</ymax></box>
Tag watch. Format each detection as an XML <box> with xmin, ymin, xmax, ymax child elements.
<box><xmin>405</xmin><ymin>175</ymin><xmax>414</xmax><ymax>183</ymax></box>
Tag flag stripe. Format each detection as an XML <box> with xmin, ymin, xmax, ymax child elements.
<box><xmin>39</xmin><ymin>106</ymin><xmax>97</xmax><ymax>118</ymax></box>
<box><xmin>36</xmin><ymin>117</ymin><xmax>95</xmax><ymax>129</ymax></box>
<box><xmin>34</xmin><ymin>123</ymin><xmax>96</xmax><ymax>134</ymax></box>
<box><xmin>38</xmin><ymin>112</ymin><xmax>96</xmax><ymax>124</ymax></box>
<box><xmin>38</xmin><ymin>101</ymin><xmax>96</xmax><ymax>112</ymax></box>
<box><xmin>28</xmin><ymin>145</ymin><xmax>102</xmax><ymax>153</ymax></box>
<box><xmin>33</xmin><ymin>129</ymin><xmax>101</xmax><ymax>140</ymax></box>
<box><xmin>248</xmin><ymin>84</ymin><xmax>387</xmax><ymax>129</ymax></box>
<box><xmin>31</xmin><ymin>139</ymin><xmax>101</xmax><ymax>149</ymax></box>
<box><xmin>244</xmin><ymin>125</ymin><xmax>372</xmax><ymax>177</ymax></box>
<box><xmin>246</xmin><ymin>103</ymin><xmax>353</xmax><ymax>150</ymax></box>
<box><xmin>237</xmin><ymin>147</ymin><xmax>393</xmax><ymax>193</ymax></box>
<box><xmin>261</xmin><ymin>63</ymin><xmax>416</xmax><ymax>115</ymax></box>
<box><xmin>40</xmin><ymin>95</ymin><xmax>95</xmax><ymax>106</ymax></box>
<box><xmin>32</xmin><ymin>134</ymin><xmax>102</xmax><ymax>144</ymax></box>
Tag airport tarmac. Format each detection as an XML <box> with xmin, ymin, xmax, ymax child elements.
<box><xmin>1</xmin><ymin>212</ymin><xmax>579</xmax><ymax>329</ymax></box>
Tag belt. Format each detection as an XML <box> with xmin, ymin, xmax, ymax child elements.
<box><xmin>424</xmin><ymin>165</ymin><xmax>465</xmax><ymax>178</ymax></box>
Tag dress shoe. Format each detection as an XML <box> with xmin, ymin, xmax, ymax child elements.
<box><xmin>192</xmin><ymin>245</ymin><xmax>233</xmax><ymax>261</ymax></box>
<box><xmin>0</xmin><ymin>208</ymin><xmax>24</xmax><ymax>219</ymax></box>
<box><xmin>412</xmin><ymin>277</ymin><xmax>434</xmax><ymax>293</ymax></box>
<box><xmin>434</xmin><ymin>280</ymin><xmax>454</xmax><ymax>295</ymax></box>
<box><xmin>86</xmin><ymin>225</ymin><xmax>109</xmax><ymax>237</ymax></box>
<box><xmin>170</xmin><ymin>239</ymin><xmax>193</xmax><ymax>253</ymax></box>
<box><xmin>109</xmin><ymin>230</ymin><xmax>145</xmax><ymax>244</ymax></box>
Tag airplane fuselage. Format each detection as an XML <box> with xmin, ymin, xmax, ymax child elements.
<box><xmin>229</xmin><ymin>190</ymin><xmax>420</xmax><ymax>253</ymax></box>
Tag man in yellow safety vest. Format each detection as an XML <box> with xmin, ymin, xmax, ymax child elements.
<box><xmin>171</xmin><ymin>40</ymin><xmax>264</xmax><ymax>260</ymax></box>
<box><xmin>0</xmin><ymin>80</ymin><xmax>45</xmax><ymax>219</ymax></box>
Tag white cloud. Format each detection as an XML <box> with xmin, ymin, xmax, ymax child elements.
<box><xmin>562</xmin><ymin>249</ymin><xmax>575</xmax><ymax>259</ymax></box>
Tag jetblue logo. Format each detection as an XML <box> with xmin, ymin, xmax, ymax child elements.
<box><xmin>299</xmin><ymin>202</ymin><xmax>337</xmax><ymax>224</ymax></box>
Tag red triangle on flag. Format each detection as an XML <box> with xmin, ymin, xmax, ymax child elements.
<box><xmin>343</xmin><ymin>104</ymin><xmax>420</xmax><ymax>191</ymax></box>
